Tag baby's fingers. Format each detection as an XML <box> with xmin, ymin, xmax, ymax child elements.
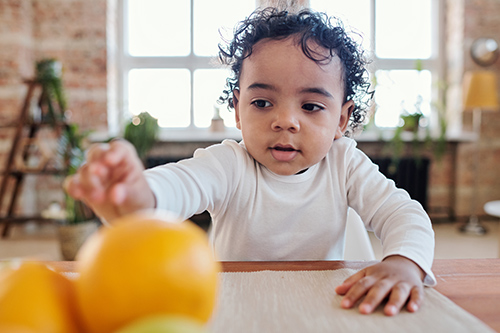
<box><xmin>71</xmin><ymin>162</ymin><xmax>109</xmax><ymax>203</ymax></box>
<box><xmin>63</xmin><ymin>175</ymin><xmax>83</xmax><ymax>199</ymax></box>
<box><xmin>382</xmin><ymin>282</ymin><xmax>414</xmax><ymax>316</ymax></box>
<box><xmin>359</xmin><ymin>280</ymin><xmax>396</xmax><ymax>314</ymax></box>
<box><xmin>335</xmin><ymin>269</ymin><xmax>366</xmax><ymax>296</ymax></box>
<box><xmin>85</xmin><ymin>143</ymin><xmax>111</xmax><ymax>163</ymax></box>
<box><xmin>100</xmin><ymin>140</ymin><xmax>138</xmax><ymax>166</ymax></box>
<box><xmin>337</xmin><ymin>275</ymin><xmax>379</xmax><ymax>309</ymax></box>
<box><xmin>108</xmin><ymin>183</ymin><xmax>128</xmax><ymax>205</ymax></box>
<box><xmin>406</xmin><ymin>286</ymin><xmax>424</xmax><ymax>313</ymax></box>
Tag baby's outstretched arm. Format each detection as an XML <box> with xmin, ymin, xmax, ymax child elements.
<box><xmin>335</xmin><ymin>255</ymin><xmax>425</xmax><ymax>316</ymax></box>
<box><xmin>64</xmin><ymin>139</ymin><xmax>156</xmax><ymax>223</ymax></box>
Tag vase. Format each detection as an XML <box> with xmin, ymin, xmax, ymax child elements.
<box><xmin>58</xmin><ymin>220</ymin><xmax>100</xmax><ymax>261</ymax></box>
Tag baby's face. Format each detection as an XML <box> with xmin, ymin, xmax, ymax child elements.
<box><xmin>234</xmin><ymin>37</ymin><xmax>353</xmax><ymax>175</ymax></box>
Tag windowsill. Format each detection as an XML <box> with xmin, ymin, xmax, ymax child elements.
<box><xmin>156</xmin><ymin>128</ymin><xmax>242</xmax><ymax>142</ymax></box>
<box><xmin>352</xmin><ymin>127</ymin><xmax>477</xmax><ymax>143</ymax></box>
<box><xmin>89</xmin><ymin>127</ymin><xmax>476</xmax><ymax>144</ymax></box>
<box><xmin>88</xmin><ymin>127</ymin><xmax>243</xmax><ymax>143</ymax></box>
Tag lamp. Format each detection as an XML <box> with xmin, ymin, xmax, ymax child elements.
<box><xmin>459</xmin><ymin>70</ymin><xmax>499</xmax><ymax>235</ymax></box>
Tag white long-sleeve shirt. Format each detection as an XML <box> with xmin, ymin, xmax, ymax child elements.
<box><xmin>144</xmin><ymin>137</ymin><xmax>436</xmax><ymax>286</ymax></box>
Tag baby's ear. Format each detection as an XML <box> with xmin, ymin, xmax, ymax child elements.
<box><xmin>334</xmin><ymin>100</ymin><xmax>354</xmax><ymax>139</ymax></box>
<box><xmin>233</xmin><ymin>89</ymin><xmax>241</xmax><ymax>130</ymax></box>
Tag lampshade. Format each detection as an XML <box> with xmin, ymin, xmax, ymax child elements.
<box><xmin>463</xmin><ymin>70</ymin><xmax>499</xmax><ymax>110</ymax></box>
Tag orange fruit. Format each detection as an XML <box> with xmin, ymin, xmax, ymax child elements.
<box><xmin>75</xmin><ymin>211</ymin><xmax>220</xmax><ymax>333</ymax></box>
<box><xmin>0</xmin><ymin>326</ymin><xmax>37</xmax><ymax>333</ymax></box>
<box><xmin>0</xmin><ymin>261</ymin><xmax>81</xmax><ymax>333</ymax></box>
<box><xmin>115</xmin><ymin>315</ymin><xmax>209</xmax><ymax>333</ymax></box>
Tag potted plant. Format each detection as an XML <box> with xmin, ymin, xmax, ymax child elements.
<box><xmin>56</xmin><ymin>123</ymin><xmax>101</xmax><ymax>260</ymax></box>
<box><xmin>385</xmin><ymin>59</ymin><xmax>448</xmax><ymax>167</ymax></box>
<box><xmin>386</xmin><ymin>101</ymin><xmax>427</xmax><ymax>173</ymax></box>
<box><xmin>35</xmin><ymin>58</ymin><xmax>66</xmax><ymax>124</ymax></box>
<box><xmin>32</xmin><ymin>58</ymin><xmax>100</xmax><ymax>260</ymax></box>
<box><xmin>387</xmin><ymin>90</ymin><xmax>448</xmax><ymax>173</ymax></box>
<box><xmin>56</xmin><ymin>123</ymin><xmax>100</xmax><ymax>260</ymax></box>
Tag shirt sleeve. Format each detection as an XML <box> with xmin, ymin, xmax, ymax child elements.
<box><xmin>343</xmin><ymin>140</ymin><xmax>437</xmax><ymax>286</ymax></box>
<box><xmin>143</xmin><ymin>140</ymin><xmax>240</xmax><ymax>221</ymax></box>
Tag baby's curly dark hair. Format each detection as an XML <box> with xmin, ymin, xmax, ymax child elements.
<box><xmin>218</xmin><ymin>7</ymin><xmax>373</xmax><ymax>134</ymax></box>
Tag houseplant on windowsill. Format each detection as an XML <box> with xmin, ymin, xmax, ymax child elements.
<box><xmin>385</xmin><ymin>59</ymin><xmax>448</xmax><ymax>171</ymax></box>
<box><xmin>123</xmin><ymin>111</ymin><xmax>159</xmax><ymax>165</ymax></box>
<box><xmin>386</xmin><ymin>93</ymin><xmax>448</xmax><ymax>175</ymax></box>
<box><xmin>386</xmin><ymin>100</ymin><xmax>428</xmax><ymax>174</ymax></box>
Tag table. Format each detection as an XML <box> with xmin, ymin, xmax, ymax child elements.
<box><xmin>48</xmin><ymin>259</ymin><xmax>500</xmax><ymax>332</ymax></box>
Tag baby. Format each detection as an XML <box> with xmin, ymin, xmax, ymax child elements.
<box><xmin>65</xmin><ymin>7</ymin><xmax>436</xmax><ymax>316</ymax></box>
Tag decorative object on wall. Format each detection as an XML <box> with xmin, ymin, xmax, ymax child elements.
<box><xmin>470</xmin><ymin>38</ymin><xmax>499</xmax><ymax>67</ymax></box>
<box><xmin>459</xmin><ymin>70</ymin><xmax>499</xmax><ymax>235</ymax></box>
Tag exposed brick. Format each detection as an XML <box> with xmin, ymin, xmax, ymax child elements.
<box><xmin>0</xmin><ymin>0</ymin><xmax>107</xmax><ymax>215</ymax></box>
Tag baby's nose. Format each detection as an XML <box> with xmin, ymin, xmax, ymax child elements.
<box><xmin>271</xmin><ymin>109</ymin><xmax>300</xmax><ymax>133</ymax></box>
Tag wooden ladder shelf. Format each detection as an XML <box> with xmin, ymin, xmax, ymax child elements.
<box><xmin>0</xmin><ymin>80</ymin><xmax>67</xmax><ymax>238</ymax></box>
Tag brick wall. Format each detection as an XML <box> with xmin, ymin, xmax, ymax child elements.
<box><xmin>32</xmin><ymin>0</ymin><xmax>108</xmax><ymax>131</ymax></box>
<box><xmin>0</xmin><ymin>0</ymin><xmax>107</xmax><ymax>216</ymax></box>
<box><xmin>0</xmin><ymin>0</ymin><xmax>107</xmax><ymax>130</ymax></box>
<box><xmin>447</xmin><ymin>0</ymin><xmax>500</xmax><ymax>219</ymax></box>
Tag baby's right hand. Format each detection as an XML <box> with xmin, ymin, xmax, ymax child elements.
<box><xmin>64</xmin><ymin>139</ymin><xmax>156</xmax><ymax>223</ymax></box>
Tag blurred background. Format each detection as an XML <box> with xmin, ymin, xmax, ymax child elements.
<box><xmin>0</xmin><ymin>0</ymin><xmax>499</xmax><ymax>259</ymax></box>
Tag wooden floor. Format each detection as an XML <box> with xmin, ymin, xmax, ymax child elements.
<box><xmin>0</xmin><ymin>219</ymin><xmax>498</xmax><ymax>261</ymax></box>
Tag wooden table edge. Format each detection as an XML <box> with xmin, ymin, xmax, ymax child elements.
<box><xmin>44</xmin><ymin>258</ymin><xmax>499</xmax><ymax>275</ymax></box>
<box><xmin>37</xmin><ymin>259</ymin><xmax>500</xmax><ymax>332</ymax></box>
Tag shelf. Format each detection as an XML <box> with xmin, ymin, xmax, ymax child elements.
<box><xmin>0</xmin><ymin>215</ymin><xmax>59</xmax><ymax>224</ymax></box>
<box><xmin>0</xmin><ymin>121</ymin><xmax>68</xmax><ymax>129</ymax></box>
<box><xmin>2</xmin><ymin>169</ymin><xmax>67</xmax><ymax>176</ymax></box>
<box><xmin>0</xmin><ymin>79</ymin><xmax>70</xmax><ymax>238</ymax></box>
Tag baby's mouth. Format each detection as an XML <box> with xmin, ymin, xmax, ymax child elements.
<box><xmin>270</xmin><ymin>145</ymin><xmax>299</xmax><ymax>162</ymax></box>
<box><xmin>273</xmin><ymin>145</ymin><xmax>296</xmax><ymax>151</ymax></box>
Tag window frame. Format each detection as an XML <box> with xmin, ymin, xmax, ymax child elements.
<box><xmin>116</xmin><ymin>0</ymin><xmax>245</xmax><ymax>135</ymax></box>
<box><xmin>369</xmin><ymin>0</ymin><xmax>445</xmax><ymax>129</ymax></box>
<box><xmin>113</xmin><ymin>0</ymin><xmax>445</xmax><ymax>136</ymax></box>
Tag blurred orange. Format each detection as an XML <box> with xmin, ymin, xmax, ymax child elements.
<box><xmin>75</xmin><ymin>212</ymin><xmax>220</xmax><ymax>333</ymax></box>
<box><xmin>0</xmin><ymin>261</ymin><xmax>81</xmax><ymax>333</ymax></box>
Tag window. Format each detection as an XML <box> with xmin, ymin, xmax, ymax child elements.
<box><xmin>119</xmin><ymin>0</ymin><xmax>256</xmax><ymax>131</ymax></box>
<box><xmin>310</xmin><ymin>0</ymin><xmax>443</xmax><ymax>128</ymax></box>
<box><xmin>117</xmin><ymin>0</ymin><xmax>442</xmax><ymax>132</ymax></box>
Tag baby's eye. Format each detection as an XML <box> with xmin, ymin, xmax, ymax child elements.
<box><xmin>252</xmin><ymin>100</ymin><xmax>272</xmax><ymax>108</ymax></box>
<box><xmin>302</xmin><ymin>103</ymin><xmax>324</xmax><ymax>112</ymax></box>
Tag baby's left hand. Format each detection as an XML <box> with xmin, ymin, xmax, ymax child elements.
<box><xmin>335</xmin><ymin>255</ymin><xmax>425</xmax><ymax>316</ymax></box>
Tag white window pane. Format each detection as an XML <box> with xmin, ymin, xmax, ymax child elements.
<box><xmin>128</xmin><ymin>0</ymin><xmax>190</xmax><ymax>56</ymax></box>
<box><xmin>309</xmin><ymin>0</ymin><xmax>371</xmax><ymax>51</ymax></box>
<box><xmin>374</xmin><ymin>70</ymin><xmax>432</xmax><ymax>128</ymax></box>
<box><xmin>128</xmin><ymin>69</ymin><xmax>191</xmax><ymax>128</ymax></box>
<box><xmin>193</xmin><ymin>69</ymin><xmax>235</xmax><ymax>128</ymax></box>
<box><xmin>193</xmin><ymin>0</ymin><xmax>255</xmax><ymax>56</ymax></box>
<box><xmin>375</xmin><ymin>0</ymin><xmax>432</xmax><ymax>59</ymax></box>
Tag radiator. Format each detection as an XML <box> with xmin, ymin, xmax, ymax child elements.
<box><xmin>371</xmin><ymin>157</ymin><xmax>430</xmax><ymax>210</ymax></box>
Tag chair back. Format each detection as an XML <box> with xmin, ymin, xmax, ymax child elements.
<box><xmin>343</xmin><ymin>208</ymin><xmax>376</xmax><ymax>261</ymax></box>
